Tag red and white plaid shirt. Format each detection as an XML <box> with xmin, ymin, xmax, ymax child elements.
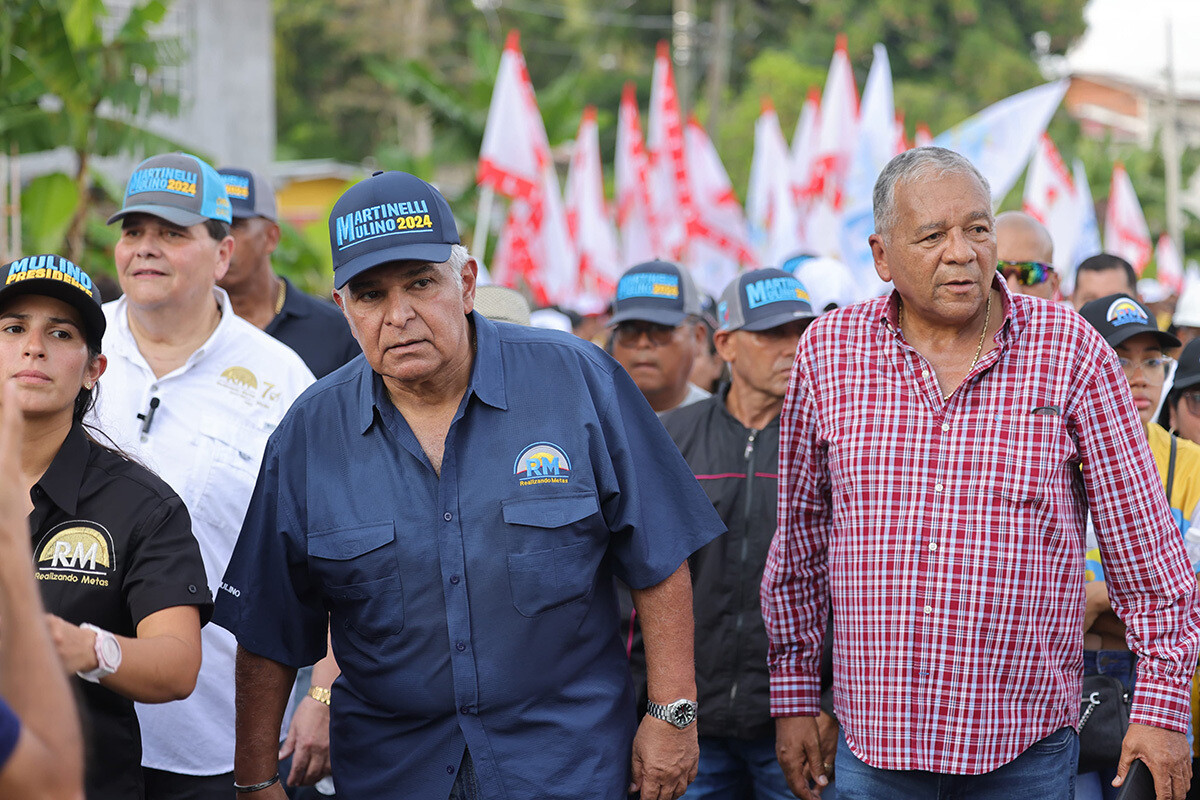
<box><xmin>762</xmin><ymin>279</ymin><xmax>1200</xmax><ymax>774</ymax></box>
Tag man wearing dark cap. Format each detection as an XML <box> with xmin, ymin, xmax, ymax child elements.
<box><xmin>218</xmin><ymin>167</ymin><xmax>359</xmax><ymax>379</ymax></box>
<box><xmin>212</xmin><ymin>171</ymin><xmax>726</xmax><ymax>800</ymax></box>
<box><xmin>661</xmin><ymin>268</ymin><xmax>825</xmax><ymax>799</ymax></box>
<box><xmin>90</xmin><ymin>152</ymin><xmax>315</xmax><ymax>799</ymax></box>
<box><xmin>609</xmin><ymin>260</ymin><xmax>710</xmax><ymax>414</ymax></box>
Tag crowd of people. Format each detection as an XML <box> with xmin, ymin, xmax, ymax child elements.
<box><xmin>1</xmin><ymin>144</ymin><xmax>1199</xmax><ymax>800</ymax></box>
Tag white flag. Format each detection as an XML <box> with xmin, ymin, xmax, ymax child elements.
<box><xmin>615</xmin><ymin>82</ymin><xmax>659</xmax><ymax>269</ymax></box>
<box><xmin>1156</xmin><ymin>234</ymin><xmax>1185</xmax><ymax>295</ymax></box>
<box><xmin>748</xmin><ymin>101</ymin><xmax>801</xmax><ymax>266</ymax></box>
<box><xmin>565</xmin><ymin>105</ymin><xmax>621</xmax><ymax>312</ymax></box>
<box><xmin>478</xmin><ymin>31</ymin><xmax>576</xmax><ymax>305</ymax></box>
<box><xmin>933</xmin><ymin>80</ymin><xmax>1068</xmax><ymax>201</ymax></box>
<box><xmin>1022</xmin><ymin>134</ymin><xmax>1078</xmax><ymax>269</ymax></box>
<box><xmin>646</xmin><ymin>41</ymin><xmax>691</xmax><ymax>262</ymax></box>
<box><xmin>683</xmin><ymin>116</ymin><xmax>755</xmax><ymax>296</ymax></box>
<box><xmin>800</xmin><ymin>35</ymin><xmax>859</xmax><ymax>259</ymax></box>
<box><xmin>1103</xmin><ymin>162</ymin><xmax>1152</xmax><ymax>274</ymax></box>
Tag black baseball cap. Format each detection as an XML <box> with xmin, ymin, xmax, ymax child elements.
<box><xmin>328</xmin><ymin>171</ymin><xmax>460</xmax><ymax>289</ymax></box>
<box><xmin>608</xmin><ymin>261</ymin><xmax>703</xmax><ymax>327</ymax></box>
<box><xmin>218</xmin><ymin>167</ymin><xmax>277</xmax><ymax>221</ymax></box>
<box><xmin>717</xmin><ymin>268</ymin><xmax>816</xmax><ymax>332</ymax></box>
<box><xmin>1079</xmin><ymin>293</ymin><xmax>1180</xmax><ymax>349</ymax></box>
<box><xmin>0</xmin><ymin>254</ymin><xmax>105</xmax><ymax>350</ymax></box>
<box><xmin>1172</xmin><ymin>339</ymin><xmax>1200</xmax><ymax>394</ymax></box>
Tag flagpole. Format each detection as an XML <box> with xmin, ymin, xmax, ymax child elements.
<box><xmin>473</xmin><ymin>185</ymin><xmax>494</xmax><ymax>260</ymax></box>
<box><xmin>1163</xmin><ymin>18</ymin><xmax>1183</xmax><ymax>253</ymax></box>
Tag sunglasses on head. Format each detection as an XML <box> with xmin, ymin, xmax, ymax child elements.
<box><xmin>998</xmin><ymin>260</ymin><xmax>1054</xmax><ymax>286</ymax></box>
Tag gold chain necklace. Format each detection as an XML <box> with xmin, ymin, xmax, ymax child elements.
<box><xmin>898</xmin><ymin>288</ymin><xmax>993</xmax><ymax>399</ymax></box>
<box><xmin>273</xmin><ymin>278</ymin><xmax>286</xmax><ymax>315</ymax></box>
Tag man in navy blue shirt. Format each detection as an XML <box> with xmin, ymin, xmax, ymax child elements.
<box><xmin>217</xmin><ymin>167</ymin><xmax>360</xmax><ymax>378</ymax></box>
<box><xmin>213</xmin><ymin>171</ymin><xmax>725</xmax><ymax>800</ymax></box>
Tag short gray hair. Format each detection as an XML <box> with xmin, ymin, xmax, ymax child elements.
<box><xmin>334</xmin><ymin>244</ymin><xmax>471</xmax><ymax>299</ymax></box>
<box><xmin>872</xmin><ymin>147</ymin><xmax>992</xmax><ymax>240</ymax></box>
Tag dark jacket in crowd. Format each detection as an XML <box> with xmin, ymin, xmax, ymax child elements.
<box><xmin>662</xmin><ymin>385</ymin><xmax>833</xmax><ymax>740</ymax></box>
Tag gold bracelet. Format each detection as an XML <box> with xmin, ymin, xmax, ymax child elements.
<box><xmin>308</xmin><ymin>685</ymin><xmax>331</xmax><ymax>706</ymax></box>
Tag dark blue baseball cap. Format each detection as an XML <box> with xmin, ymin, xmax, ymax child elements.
<box><xmin>329</xmin><ymin>171</ymin><xmax>460</xmax><ymax>289</ymax></box>
<box><xmin>608</xmin><ymin>260</ymin><xmax>703</xmax><ymax>327</ymax></box>
<box><xmin>717</xmin><ymin>268</ymin><xmax>815</xmax><ymax>332</ymax></box>
<box><xmin>0</xmin><ymin>254</ymin><xmax>105</xmax><ymax>350</ymax></box>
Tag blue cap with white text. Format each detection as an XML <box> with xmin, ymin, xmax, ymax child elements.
<box><xmin>328</xmin><ymin>171</ymin><xmax>460</xmax><ymax>289</ymax></box>
<box><xmin>717</xmin><ymin>268</ymin><xmax>815</xmax><ymax>332</ymax></box>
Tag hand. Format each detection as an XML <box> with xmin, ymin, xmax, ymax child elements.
<box><xmin>278</xmin><ymin>694</ymin><xmax>332</xmax><ymax>786</ymax></box>
<box><xmin>775</xmin><ymin>715</ymin><xmax>829</xmax><ymax>800</ymax></box>
<box><xmin>816</xmin><ymin>712</ymin><xmax>839</xmax><ymax>779</ymax></box>
<box><xmin>1113</xmin><ymin>722</ymin><xmax>1191</xmax><ymax>800</ymax></box>
<box><xmin>629</xmin><ymin>716</ymin><xmax>698</xmax><ymax>800</ymax></box>
<box><xmin>44</xmin><ymin>614</ymin><xmax>99</xmax><ymax>674</ymax></box>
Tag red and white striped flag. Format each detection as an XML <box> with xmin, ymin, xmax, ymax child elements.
<box><xmin>477</xmin><ymin>31</ymin><xmax>575</xmax><ymax>304</ymax></box>
<box><xmin>615</xmin><ymin>83</ymin><xmax>659</xmax><ymax>269</ymax></box>
<box><xmin>564</xmin><ymin>106</ymin><xmax>621</xmax><ymax>312</ymax></box>
<box><xmin>789</xmin><ymin>87</ymin><xmax>821</xmax><ymax>254</ymax></box>
<box><xmin>800</xmin><ymin>34</ymin><xmax>859</xmax><ymax>258</ymax></box>
<box><xmin>646</xmin><ymin>41</ymin><xmax>692</xmax><ymax>262</ymax></box>
<box><xmin>684</xmin><ymin>115</ymin><xmax>755</xmax><ymax>294</ymax></box>
<box><xmin>1156</xmin><ymin>233</ymin><xmax>1185</xmax><ymax>294</ymax></box>
<box><xmin>1103</xmin><ymin>162</ymin><xmax>1152</xmax><ymax>274</ymax></box>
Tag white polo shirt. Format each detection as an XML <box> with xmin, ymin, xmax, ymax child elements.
<box><xmin>90</xmin><ymin>288</ymin><xmax>315</xmax><ymax>776</ymax></box>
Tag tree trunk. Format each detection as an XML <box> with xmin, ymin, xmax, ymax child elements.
<box><xmin>64</xmin><ymin>148</ymin><xmax>91</xmax><ymax>263</ymax></box>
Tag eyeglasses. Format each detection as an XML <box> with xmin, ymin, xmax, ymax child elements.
<box><xmin>1117</xmin><ymin>355</ymin><xmax>1173</xmax><ymax>383</ymax></box>
<box><xmin>1182</xmin><ymin>391</ymin><xmax>1200</xmax><ymax>416</ymax></box>
<box><xmin>612</xmin><ymin>321</ymin><xmax>678</xmax><ymax>348</ymax></box>
<box><xmin>998</xmin><ymin>261</ymin><xmax>1055</xmax><ymax>286</ymax></box>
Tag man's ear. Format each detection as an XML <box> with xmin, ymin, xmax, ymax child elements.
<box><xmin>870</xmin><ymin>233</ymin><xmax>891</xmax><ymax>283</ymax></box>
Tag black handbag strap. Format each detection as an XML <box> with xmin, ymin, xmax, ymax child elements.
<box><xmin>1168</xmin><ymin>433</ymin><xmax>1178</xmax><ymax>503</ymax></box>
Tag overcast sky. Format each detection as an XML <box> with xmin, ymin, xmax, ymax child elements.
<box><xmin>1067</xmin><ymin>0</ymin><xmax>1200</xmax><ymax>95</ymax></box>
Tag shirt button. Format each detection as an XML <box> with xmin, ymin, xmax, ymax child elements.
<box><xmin>924</xmin><ymin>605</ymin><xmax>933</xmax><ymax>614</ymax></box>
<box><xmin>921</xmin><ymin>369</ymin><xmax>930</xmax><ymax>378</ymax></box>
<box><xmin>151</xmin><ymin>384</ymin><xmax>159</xmax><ymax>392</ymax></box>
<box><xmin>188</xmin><ymin>584</ymin><xmax>198</xmax><ymax>594</ymax></box>
<box><xmin>450</xmin><ymin>575</ymin><xmax>460</xmax><ymax>585</ymax></box>
<box><xmin>444</xmin><ymin>512</ymin><xmax>453</xmax><ymax>521</ymax></box>
<box><xmin>928</xmin><ymin>542</ymin><xmax>938</xmax><ymax>552</ymax></box>
<box><xmin>456</xmin><ymin>641</ymin><xmax>466</xmax><ymax>652</ymax></box>
<box><xmin>460</xmin><ymin>705</ymin><xmax>471</xmax><ymax>715</ymax></box>
<box><xmin>934</xmin><ymin>483</ymin><xmax>943</xmax><ymax>492</ymax></box>
<box><xmin>941</xmin><ymin>424</ymin><xmax>949</xmax><ymax>432</ymax></box>
<box><xmin>446</xmin><ymin>765</ymin><xmax>455</xmax><ymax>775</ymax></box>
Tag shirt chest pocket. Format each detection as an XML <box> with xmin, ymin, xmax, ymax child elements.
<box><xmin>986</xmin><ymin>412</ymin><xmax>1074</xmax><ymax>503</ymax></box>
<box><xmin>502</xmin><ymin>492</ymin><xmax>602</xmax><ymax>617</ymax></box>
<box><xmin>307</xmin><ymin>523</ymin><xmax>404</xmax><ymax>639</ymax></box>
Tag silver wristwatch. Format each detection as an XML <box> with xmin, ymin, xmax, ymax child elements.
<box><xmin>646</xmin><ymin>698</ymin><xmax>698</xmax><ymax>729</ymax></box>
<box><xmin>77</xmin><ymin>623</ymin><xmax>122</xmax><ymax>683</ymax></box>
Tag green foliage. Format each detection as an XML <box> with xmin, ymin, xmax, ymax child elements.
<box><xmin>1</xmin><ymin>0</ymin><xmax>184</xmax><ymax>261</ymax></box>
<box><xmin>19</xmin><ymin>172</ymin><xmax>78</xmax><ymax>253</ymax></box>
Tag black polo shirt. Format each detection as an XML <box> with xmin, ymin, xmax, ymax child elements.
<box><xmin>29</xmin><ymin>424</ymin><xmax>212</xmax><ymax>800</ymax></box>
<box><xmin>265</xmin><ymin>277</ymin><xmax>361</xmax><ymax>378</ymax></box>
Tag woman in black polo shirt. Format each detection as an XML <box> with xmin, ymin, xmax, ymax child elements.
<box><xmin>0</xmin><ymin>255</ymin><xmax>212</xmax><ymax>800</ymax></box>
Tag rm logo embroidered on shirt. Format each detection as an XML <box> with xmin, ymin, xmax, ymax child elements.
<box><xmin>35</xmin><ymin>521</ymin><xmax>115</xmax><ymax>587</ymax></box>
<box><xmin>514</xmin><ymin>442</ymin><xmax>572</xmax><ymax>487</ymax></box>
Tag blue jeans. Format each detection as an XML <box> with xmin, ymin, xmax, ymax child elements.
<box><xmin>683</xmin><ymin>735</ymin><xmax>832</xmax><ymax>800</ymax></box>
<box><xmin>835</xmin><ymin>727</ymin><xmax>1078</xmax><ymax>800</ymax></box>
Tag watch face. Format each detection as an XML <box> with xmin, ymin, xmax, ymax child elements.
<box><xmin>670</xmin><ymin>701</ymin><xmax>696</xmax><ymax>727</ymax></box>
<box><xmin>98</xmin><ymin>636</ymin><xmax>120</xmax><ymax>667</ymax></box>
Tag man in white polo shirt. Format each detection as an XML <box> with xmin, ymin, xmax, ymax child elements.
<box><xmin>90</xmin><ymin>152</ymin><xmax>315</xmax><ymax>800</ymax></box>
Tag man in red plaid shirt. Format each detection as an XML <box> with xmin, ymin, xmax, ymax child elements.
<box><xmin>761</xmin><ymin>146</ymin><xmax>1200</xmax><ymax>800</ymax></box>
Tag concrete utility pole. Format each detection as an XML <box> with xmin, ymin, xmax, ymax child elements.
<box><xmin>672</xmin><ymin>0</ymin><xmax>695</xmax><ymax>117</ymax></box>
<box><xmin>1163</xmin><ymin>18</ymin><xmax>1184</xmax><ymax>250</ymax></box>
<box><xmin>704</xmin><ymin>0</ymin><xmax>733</xmax><ymax>138</ymax></box>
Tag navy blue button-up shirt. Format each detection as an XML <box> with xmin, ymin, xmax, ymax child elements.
<box><xmin>213</xmin><ymin>312</ymin><xmax>724</xmax><ymax>799</ymax></box>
